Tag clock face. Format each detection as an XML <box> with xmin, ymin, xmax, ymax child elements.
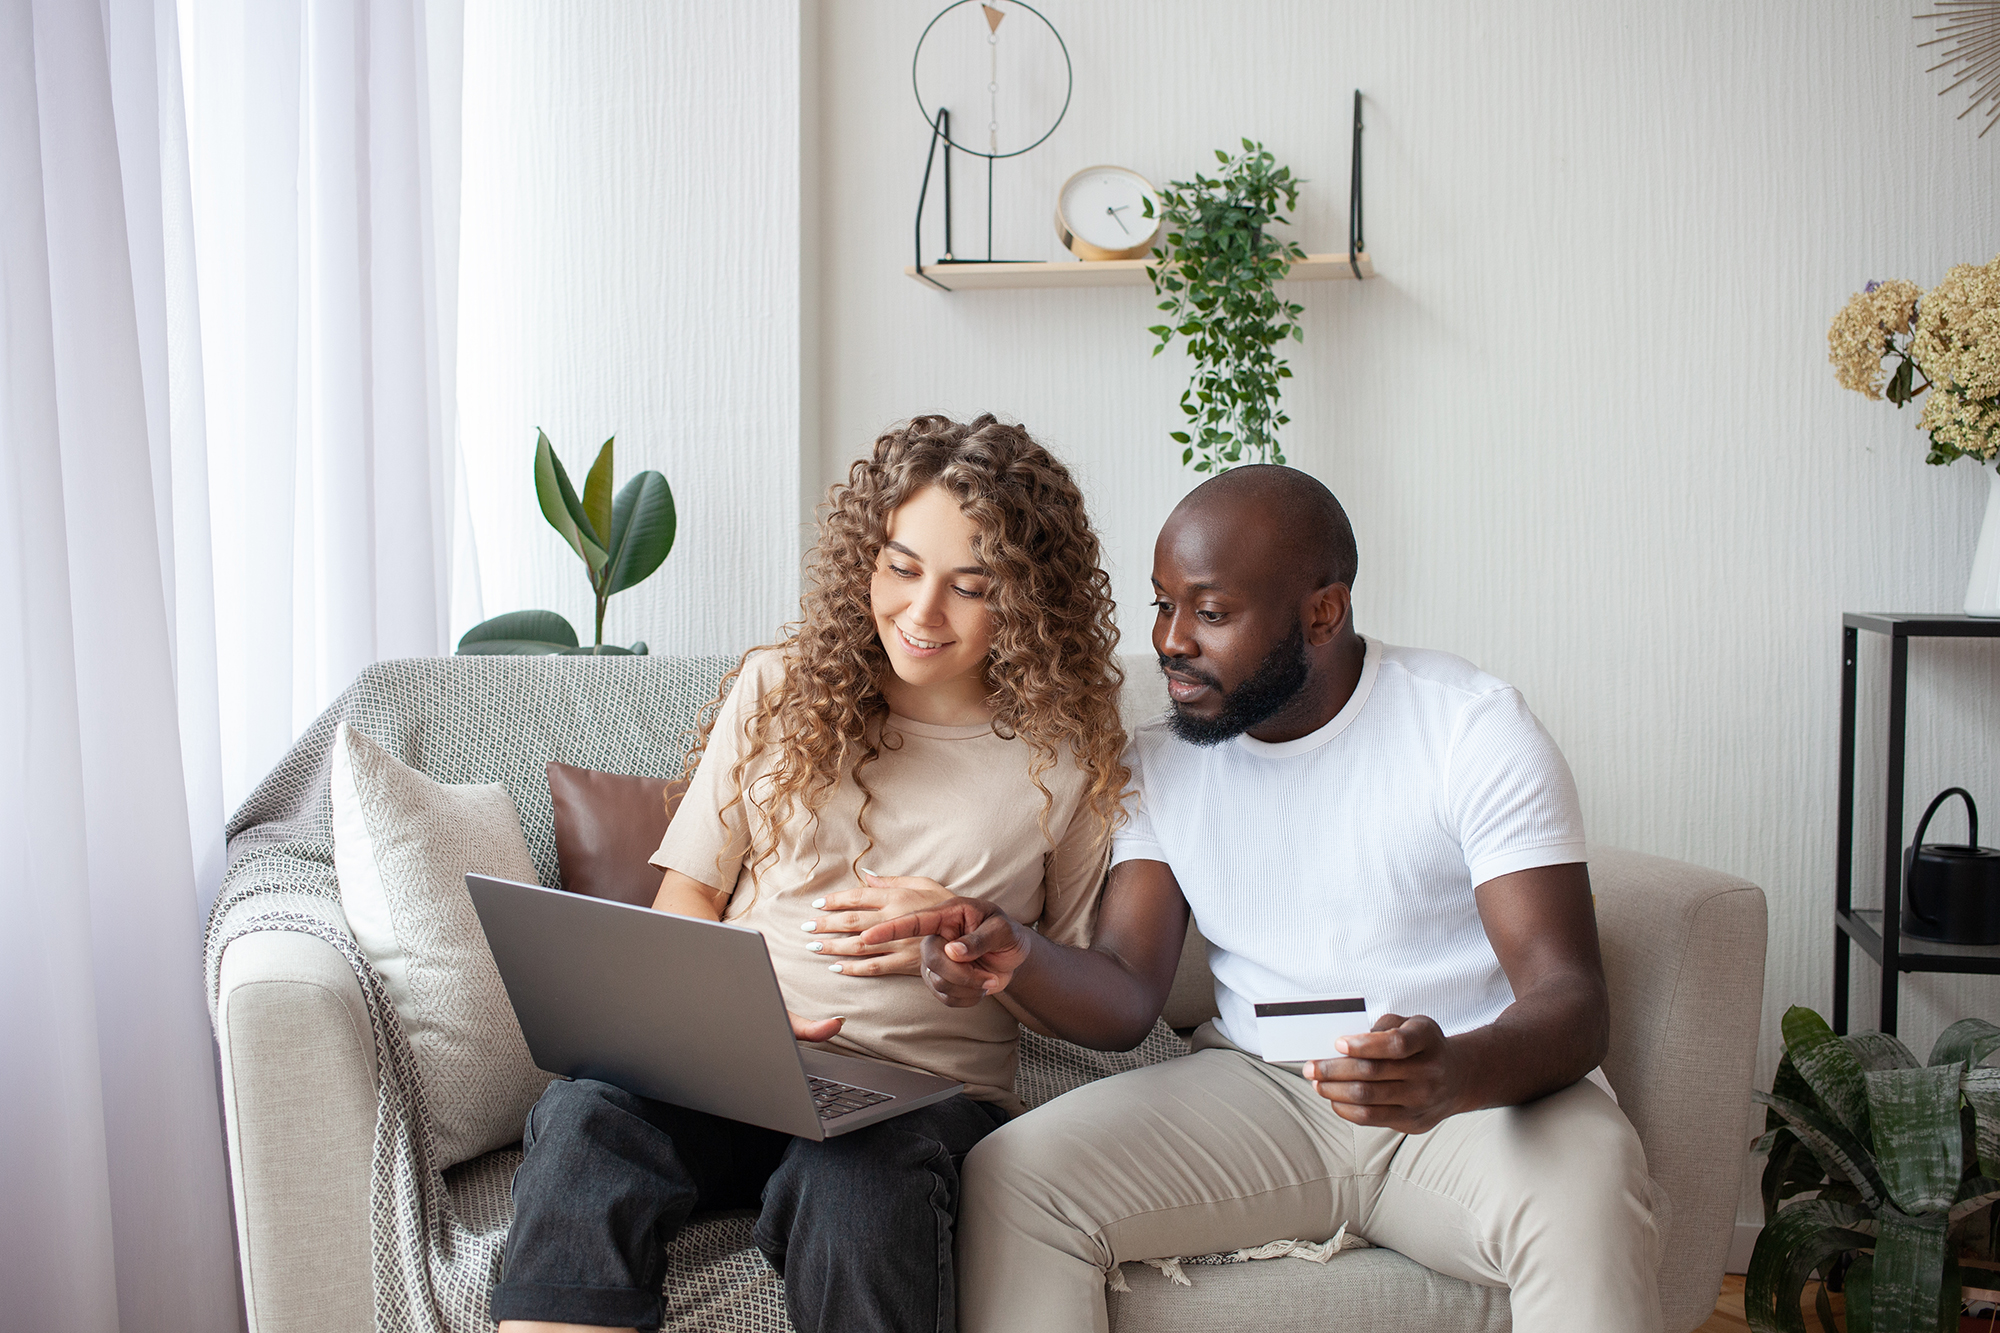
<box><xmin>1057</xmin><ymin>166</ymin><xmax>1161</xmax><ymax>260</ymax></box>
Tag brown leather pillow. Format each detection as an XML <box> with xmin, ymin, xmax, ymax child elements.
<box><xmin>545</xmin><ymin>761</ymin><xmax>690</xmax><ymax>908</ymax></box>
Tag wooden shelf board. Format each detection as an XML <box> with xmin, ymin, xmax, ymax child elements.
<box><xmin>905</xmin><ymin>252</ymin><xmax>1375</xmax><ymax>291</ymax></box>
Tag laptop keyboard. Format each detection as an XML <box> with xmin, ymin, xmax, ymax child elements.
<box><xmin>808</xmin><ymin>1075</ymin><xmax>893</xmax><ymax>1120</ymax></box>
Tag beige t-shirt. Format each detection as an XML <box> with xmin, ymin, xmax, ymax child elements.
<box><xmin>651</xmin><ymin>650</ymin><xmax>1107</xmax><ymax>1113</ymax></box>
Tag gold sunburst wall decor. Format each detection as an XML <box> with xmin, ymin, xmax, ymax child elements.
<box><xmin>1918</xmin><ymin>1</ymin><xmax>2000</xmax><ymax>138</ymax></box>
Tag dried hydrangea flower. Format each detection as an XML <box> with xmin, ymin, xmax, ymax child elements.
<box><xmin>1828</xmin><ymin>279</ymin><xmax>1921</xmax><ymax>399</ymax></box>
<box><xmin>1912</xmin><ymin>253</ymin><xmax>1999</xmax><ymax>401</ymax></box>
<box><xmin>1919</xmin><ymin>382</ymin><xmax>2000</xmax><ymax>464</ymax></box>
<box><xmin>1911</xmin><ymin>253</ymin><xmax>2000</xmax><ymax>464</ymax></box>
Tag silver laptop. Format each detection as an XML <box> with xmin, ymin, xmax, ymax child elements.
<box><xmin>466</xmin><ymin>874</ymin><xmax>964</xmax><ymax>1140</ymax></box>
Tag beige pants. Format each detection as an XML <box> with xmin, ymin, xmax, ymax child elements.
<box><xmin>958</xmin><ymin>1024</ymin><xmax>1664</xmax><ymax>1333</ymax></box>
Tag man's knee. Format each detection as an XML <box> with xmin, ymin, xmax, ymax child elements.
<box><xmin>1500</xmin><ymin>1086</ymin><xmax>1659</xmax><ymax>1249</ymax></box>
<box><xmin>962</xmin><ymin>1105</ymin><xmax>1080</xmax><ymax>1214</ymax></box>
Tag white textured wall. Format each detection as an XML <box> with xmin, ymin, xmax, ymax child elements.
<box><xmin>457</xmin><ymin>1</ymin><xmax>803</xmax><ymax>655</ymax></box>
<box><xmin>813</xmin><ymin>0</ymin><xmax>2000</xmax><ymax>1220</ymax></box>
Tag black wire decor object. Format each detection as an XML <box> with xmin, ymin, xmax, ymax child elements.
<box><xmin>911</xmin><ymin>0</ymin><xmax>1073</xmax><ymax>288</ymax></box>
<box><xmin>1918</xmin><ymin>1</ymin><xmax>2000</xmax><ymax>140</ymax></box>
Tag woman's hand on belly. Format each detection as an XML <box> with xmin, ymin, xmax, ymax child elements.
<box><xmin>796</xmin><ymin>872</ymin><xmax>954</xmax><ymax>977</ymax></box>
<box><xmin>788</xmin><ymin>1011</ymin><xmax>845</xmax><ymax>1043</ymax></box>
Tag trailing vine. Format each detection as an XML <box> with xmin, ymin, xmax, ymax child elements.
<box><xmin>1144</xmin><ymin>140</ymin><xmax>1306</xmax><ymax>472</ymax></box>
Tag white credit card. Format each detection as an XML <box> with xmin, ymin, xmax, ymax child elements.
<box><xmin>1253</xmin><ymin>995</ymin><xmax>1380</xmax><ymax>1063</ymax></box>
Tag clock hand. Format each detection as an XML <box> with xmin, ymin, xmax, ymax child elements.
<box><xmin>1105</xmin><ymin>203</ymin><xmax>1131</xmax><ymax>234</ymax></box>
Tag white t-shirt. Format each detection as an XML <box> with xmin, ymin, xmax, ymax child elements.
<box><xmin>1113</xmin><ymin>637</ymin><xmax>1587</xmax><ymax>1056</ymax></box>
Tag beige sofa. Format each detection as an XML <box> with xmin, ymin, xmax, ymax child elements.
<box><xmin>211</xmin><ymin>655</ymin><xmax>1768</xmax><ymax>1332</ymax></box>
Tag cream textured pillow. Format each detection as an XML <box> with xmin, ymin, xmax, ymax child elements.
<box><xmin>330</xmin><ymin>721</ymin><xmax>554</xmax><ymax>1168</ymax></box>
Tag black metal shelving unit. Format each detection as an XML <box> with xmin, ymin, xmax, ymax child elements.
<box><xmin>1833</xmin><ymin>612</ymin><xmax>2000</xmax><ymax>1034</ymax></box>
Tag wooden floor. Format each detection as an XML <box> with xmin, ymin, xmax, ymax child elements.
<box><xmin>1699</xmin><ymin>1274</ymin><xmax>1851</xmax><ymax>1332</ymax></box>
<box><xmin>1696</xmin><ymin>1275</ymin><xmax>1752</xmax><ymax>1332</ymax></box>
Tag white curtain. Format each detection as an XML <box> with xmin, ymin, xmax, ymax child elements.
<box><xmin>0</xmin><ymin>0</ymin><xmax>465</xmax><ymax>1324</ymax></box>
<box><xmin>0</xmin><ymin>0</ymin><xmax>240</xmax><ymax>1328</ymax></box>
<box><xmin>183</xmin><ymin>0</ymin><xmax>467</xmax><ymax>813</ymax></box>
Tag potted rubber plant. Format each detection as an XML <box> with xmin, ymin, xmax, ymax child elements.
<box><xmin>457</xmin><ymin>430</ymin><xmax>676</xmax><ymax>656</ymax></box>
<box><xmin>1144</xmin><ymin>139</ymin><xmax>1308</xmax><ymax>473</ymax></box>
<box><xmin>1748</xmin><ymin>1005</ymin><xmax>2000</xmax><ymax>1332</ymax></box>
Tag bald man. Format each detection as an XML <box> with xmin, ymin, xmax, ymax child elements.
<box><xmin>864</xmin><ymin>466</ymin><xmax>1663</xmax><ymax>1333</ymax></box>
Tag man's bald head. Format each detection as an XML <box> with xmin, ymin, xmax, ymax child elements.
<box><xmin>1167</xmin><ymin>465</ymin><xmax>1358</xmax><ymax>592</ymax></box>
<box><xmin>1150</xmin><ymin>465</ymin><xmax>1366</xmax><ymax>745</ymax></box>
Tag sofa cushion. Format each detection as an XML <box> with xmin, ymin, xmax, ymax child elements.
<box><xmin>547</xmin><ymin>760</ymin><xmax>689</xmax><ymax>907</ymax></box>
<box><xmin>330</xmin><ymin>720</ymin><xmax>555</xmax><ymax>1168</ymax></box>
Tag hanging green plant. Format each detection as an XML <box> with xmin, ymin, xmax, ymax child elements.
<box><xmin>456</xmin><ymin>430</ymin><xmax>676</xmax><ymax>656</ymax></box>
<box><xmin>1144</xmin><ymin>139</ymin><xmax>1307</xmax><ymax>473</ymax></box>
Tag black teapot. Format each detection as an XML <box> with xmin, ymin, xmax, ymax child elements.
<box><xmin>1901</xmin><ymin>788</ymin><xmax>2000</xmax><ymax>946</ymax></box>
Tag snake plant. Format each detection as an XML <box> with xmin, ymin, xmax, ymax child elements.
<box><xmin>1748</xmin><ymin>1005</ymin><xmax>2000</xmax><ymax>1332</ymax></box>
<box><xmin>456</xmin><ymin>431</ymin><xmax>675</xmax><ymax>656</ymax></box>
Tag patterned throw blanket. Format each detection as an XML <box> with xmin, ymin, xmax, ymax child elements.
<box><xmin>202</xmin><ymin>657</ymin><xmax>1188</xmax><ymax>1333</ymax></box>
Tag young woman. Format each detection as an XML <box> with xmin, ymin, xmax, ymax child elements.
<box><xmin>492</xmin><ymin>415</ymin><xmax>1128</xmax><ymax>1333</ymax></box>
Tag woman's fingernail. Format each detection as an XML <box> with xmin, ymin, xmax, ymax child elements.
<box><xmin>800</xmin><ymin>921</ymin><xmax>816</xmax><ymax>932</ymax></box>
<box><xmin>828</xmin><ymin>963</ymin><xmax>844</xmax><ymax>973</ymax></box>
<box><xmin>812</xmin><ymin>897</ymin><xmax>826</xmax><ymax>908</ymax></box>
<box><xmin>828</xmin><ymin>1015</ymin><xmax>846</xmax><ymax>1022</ymax></box>
<box><xmin>809</xmin><ymin>941</ymin><xmax>824</xmax><ymax>953</ymax></box>
<box><xmin>861</xmin><ymin>867</ymin><xmax>880</xmax><ymax>878</ymax></box>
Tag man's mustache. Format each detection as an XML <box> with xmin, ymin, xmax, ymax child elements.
<box><xmin>1157</xmin><ymin>655</ymin><xmax>1221</xmax><ymax>692</ymax></box>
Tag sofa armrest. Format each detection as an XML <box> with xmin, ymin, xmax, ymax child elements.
<box><xmin>1589</xmin><ymin>845</ymin><xmax>1768</xmax><ymax>1333</ymax></box>
<box><xmin>217</xmin><ymin>931</ymin><xmax>377</xmax><ymax>1333</ymax></box>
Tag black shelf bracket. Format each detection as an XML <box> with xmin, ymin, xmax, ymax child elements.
<box><xmin>912</xmin><ymin>107</ymin><xmax>954</xmax><ymax>292</ymax></box>
<box><xmin>1348</xmin><ymin>90</ymin><xmax>1365</xmax><ymax>280</ymax></box>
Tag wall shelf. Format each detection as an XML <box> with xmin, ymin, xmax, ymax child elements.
<box><xmin>905</xmin><ymin>251</ymin><xmax>1374</xmax><ymax>292</ymax></box>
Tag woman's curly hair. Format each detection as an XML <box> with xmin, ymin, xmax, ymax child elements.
<box><xmin>683</xmin><ymin>413</ymin><xmax>1128</xmax><ymax>888</ymax></box>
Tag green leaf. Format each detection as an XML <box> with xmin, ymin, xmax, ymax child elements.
<box><xmin>1170</xmin><ymin>431</ymin><xmax>1191</xmax><ymax>444</ymax></box>
<box><xmin>1847</xmin><ymin>1031</ymin><xmax>1922</xmax><ymax>1074</ymax></box>
<box><xmin>1868</xmin><ymin>1209</ymin><xmax>1954</xmax><ymax>1333</ymax></box>
<box><xmin>1744</xmin><ymin>1198</ymin><xmax>1874</xmax><ymax>1333</ymax></box>
<box><xmin>1865</xmin><ymin>1065</ymin><xmax>1968</xmax><ymax>1214</ymax></box>
<box><xmin>457</xmin><ymin>609</ymin><xmax>579</xmax><ymax>651</ymax></box>
<box><xmin>1770</xmin><ymin>1051</ymin><xmax>1819</xmax><ymax>1133</ymax></box>
<box><xmin>1755</xmin><ymin>1090</ymin><xmax>1886</xmax><ymax>1208</ymax></box>
<box><xmin>1887</xmin><ymin>356</ymin><xmax>1916</xmax><ymax>407</ymax></box>
<box><xmin>1785</xmin><ymin>1006</ymin><xmax>1876</xmax><ymax>1145</ymax></box>
<box><xmin>455</xmin><ymin>638</ymin><xmax>573</xmax><ymax>655</ymax></box>
<box><xmin>1962</xmin><ymin>1068</ymin><xmax>2000</xmax><ymax>1174</ymax></box>
<box><xmin>1846</xmin><ymin>1252</ymin><xmax>1873</xmax><ymax>1333</ymax></box>
<box><xmin>604</xmin><ymin>469</ymin><xmax>676</xmax><ymax>595</ymax></box>
<box><xmin>1949</xmin><ymin>1178</ymin><xmax>2000</xmax><ymax>1226</ymax></box>
<box><xmin>1765</xmin><ymin>1134</ymin><xmax>1835</xmax><ymax>1221</ymax></box>
<box><xmin>583</xmin><ymin>437</ymin><xmax>616</xmax><ymax>558</ymax></box>
<box><xmin>1929</xmin><ymin>1018</ymin><xmax>2000</xmax><ymax>1072</ymax></box>
<box><xmin>534</xmin><ymin>431</ymin><xmax>609</xmax><ymax>574</ymax></box>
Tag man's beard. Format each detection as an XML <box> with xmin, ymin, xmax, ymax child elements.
<box><xmin>1161</xmin><ymin>619</ymin><xmax>1312</xmax><ymax>747</ymax></box>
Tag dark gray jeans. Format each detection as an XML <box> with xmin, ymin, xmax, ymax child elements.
<box><xmin>492</xmin><ymin>1077</ymin><xmax>1009</xmax><ymax>1333</ymax></box>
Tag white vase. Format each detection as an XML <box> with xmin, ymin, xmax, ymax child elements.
<box><xmin>1968</xmin><ymin>467</ymin><xmax>2000</xmax><ymax>617</ymax></box>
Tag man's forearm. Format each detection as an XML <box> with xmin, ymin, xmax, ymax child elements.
<box><xmin>1445</xmin><ymin>971</ymin><xmax>1609</xmax><ymax>1112</ymax></box>
<box><xmin>994</xmin><ymin>933</ymin><xmax>1168</xmax><ymax>1052</ymax></box>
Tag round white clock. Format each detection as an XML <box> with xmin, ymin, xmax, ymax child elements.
<box><xmin>1055</xmin><ymin>165</ymin><xmax>1161</xmax><ymax>262</ymax></box>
